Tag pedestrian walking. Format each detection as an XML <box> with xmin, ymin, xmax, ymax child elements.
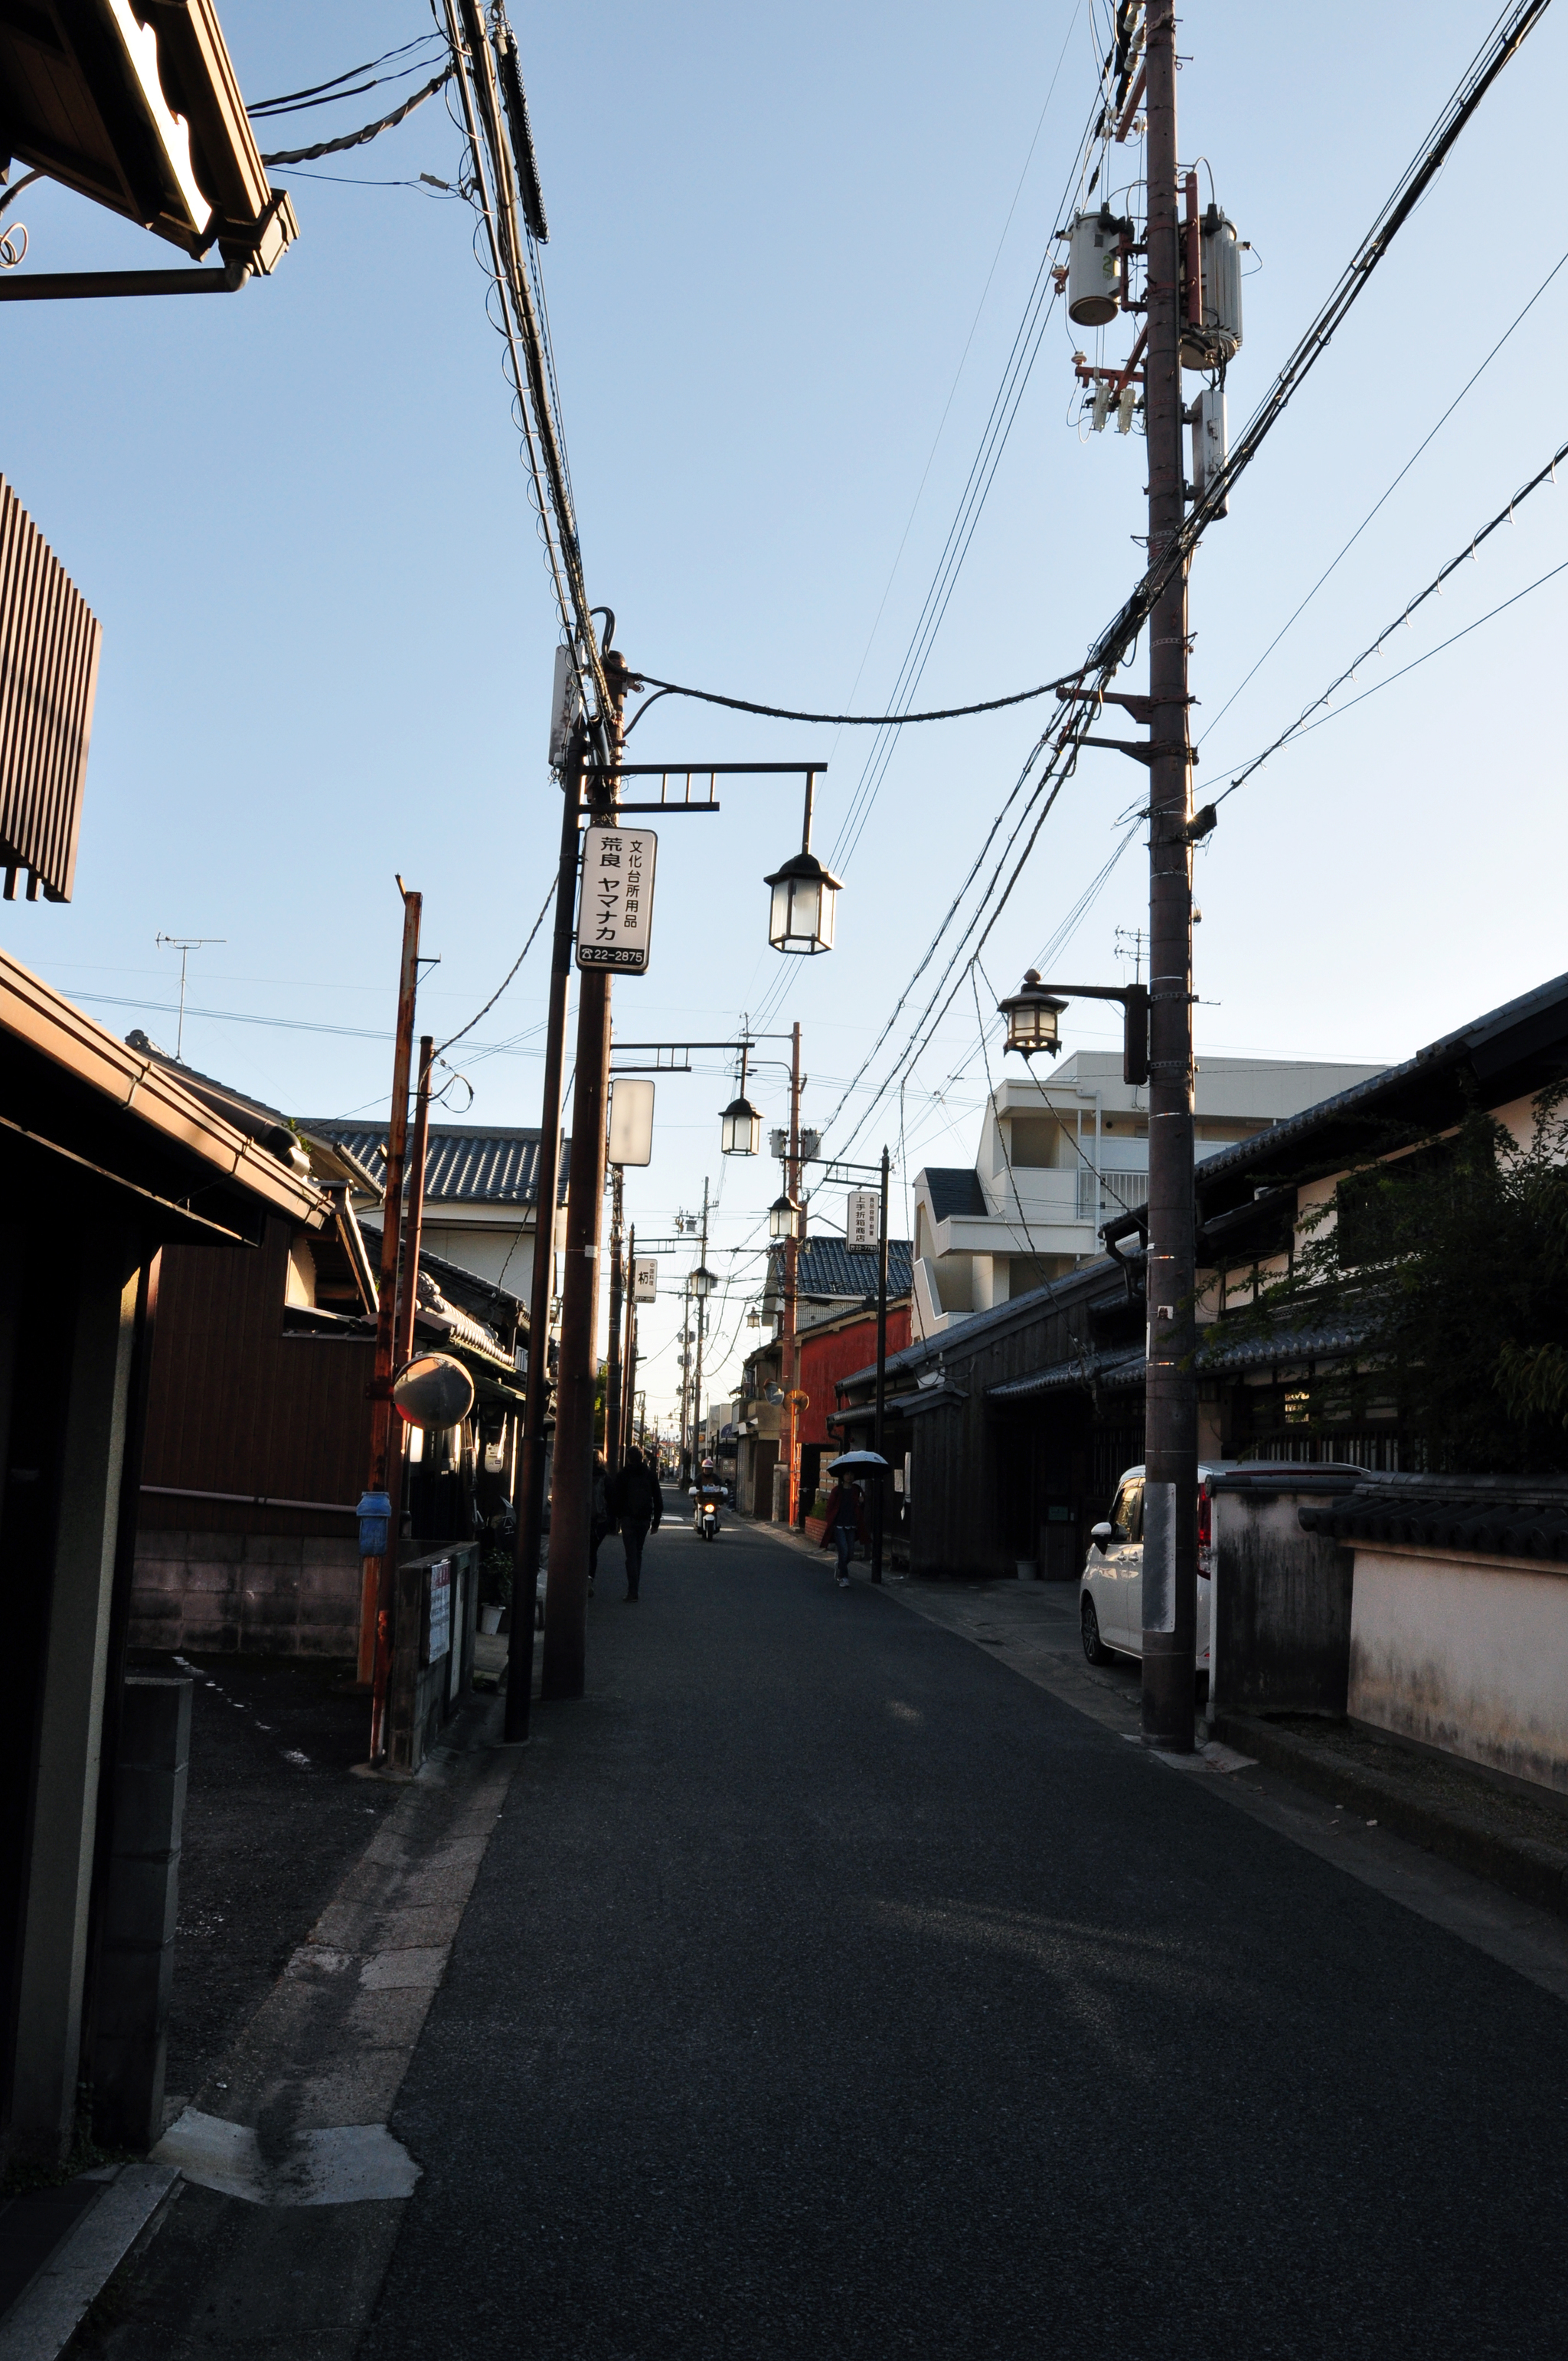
<box><xmin>819</xmin><ymin>1475</ymin><xmax>869</xmax><ymax>1588</ymax></box>
<box><xmin>589</xmin><ymin>1450</ymin><xmax>612</xmax><ymax>1597</ymax></box>
<box><xmin>608</xmin><ymin>1445</ymin><xmax>664</xmax><ymax>1601</ymax></box>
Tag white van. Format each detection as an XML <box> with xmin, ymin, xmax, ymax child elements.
<box><xmin>1079</xmin><ymin>1458</ymin><xmax>1364</xmax><ymax>1673</ymax></box>
<box><xmin>1078</xmin><ymin>1461</ymin><xmax>1233</xmax><ymax>1672</ymax></box>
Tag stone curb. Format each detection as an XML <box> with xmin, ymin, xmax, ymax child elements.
<box><xmin>1212</xmin><ymin>1712</ymin><xmax>1568</xmax><ymax>1921</ymax></box>
<box><xmin>0</xmin><ymin>2160</ymin><xmax>178</xmax><ymax>2361</ymax></box>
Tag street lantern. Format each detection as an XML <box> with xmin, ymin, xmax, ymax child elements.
<box><xmin>720</xmin><ymin>1094</ymin><xmax>762</xmax><ymax>1156</ymax></box>
<box><xmin>766</xmin><ymin>767</ymin><xmax>840</xmax><ymax>955</ymax></box>
<box><xmin>746</xmin><ymin>1306</ymin><xmax>762</xmax><ymax>1329</ymax></box>
<box><xmin>769</xmin><ymin>1192</ymin><xmax>804</xmax><ymax>1240</ymax></box>
<box><xmin>691</xmin><ymin>1264</ymin><xmax>717</xmax><ymax>1299</ymax></box>
<box><xmin>998</xmin><ymin>970</ymin><xmax>1067</xmax><ymax>1059</ymax></box>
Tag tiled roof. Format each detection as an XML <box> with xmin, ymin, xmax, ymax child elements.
<box><xmin>920</xmin><ymin>1166</ymin><xmax>988</xmax><ymax>1221</ymax></box>
<box><xmin>769</xmin><ymin>1237</ymin><xmax>913</xmax><ymax>1303</ymax></box>
<box><xmin>987</xmin><ymin>1345</ymin><xmax>1145</xmax><ymax>1403</ymax></box>
<box><xmin>305</xmin><ymin>1123</ymin><xmax>567</xmax><ymax>1206</ymax></box>
<box><xmin>1300</xmin><ymin>1483</ymin><xmax>1568</xmax><ymax>1562</ymax></box>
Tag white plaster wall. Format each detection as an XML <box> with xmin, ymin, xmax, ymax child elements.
<box><xmin>1348</xmin><ymin>1548</ymin><xmax>1568</xmax><ymax>1794</ymax></box>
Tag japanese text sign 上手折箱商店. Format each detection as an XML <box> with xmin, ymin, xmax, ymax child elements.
<box><xmin>846</xmin><ymin>1190</ymin><xmax>880</xmax><ymax>1249</ymax></box>
<box><xmin>576</xmin><ymin>824</ymin><xmax>657</xmax><ymax>972</ymax></box>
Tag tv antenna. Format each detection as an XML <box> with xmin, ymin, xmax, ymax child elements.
<box><xmin>155</xmin><ymin>934</ymin><xmax>224</xmax><ymax>1061</ymax></box>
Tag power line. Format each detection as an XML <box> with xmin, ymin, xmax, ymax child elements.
<box><xmin>823</xmin><ymin>0</ymin><xmax>1552</xmax><ymax>1159</ymax></box>
<box><xmin>435</xmin><ymin>877</ymin><xmax>556</xmax><ymax>1058</ymax></box>
<box><xmin>1086</xmin><ymin>0</ymin><xmax>1557</xmax><ymax>681</ymax></box>
<box><xmin>627</xmin><ymin>670</ymin><xmax>1082</xmax><ymax>732</ymax></box>
<box><xmin>1217</xmin><ymin>427</ymin><xmax>1568</xmax><ymax>803</ymax></box>
<box><xmin>1197</xmin><ymin>239</ymin><xmax>1568</xmax><ymax>753</ymax></box>
<box><xmin>248</xmin><ymin>34</ymin><xmax>446</xmax><ymax>116</ymax></box>
<box><xmin>257</xmin><ymin>68</ymin><xmax>452</xmax><ymax>166</ymax></box>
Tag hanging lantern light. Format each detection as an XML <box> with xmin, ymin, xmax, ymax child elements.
<box><xmin>720</xmin><ymin>1094</ymin><xmax>762</xmax><ymax>1156</ymax></box>
<box><xmin>746</xmin><ymin>1305</ymin><xmax>762</xmax><ymax>1329</ymax></box>
<box><xmin>691</xmin><ymin>1264</ymin><xmax>717</xmax><ymax>1299</ymax></box>
<box><xmin>998</xmin><ymin>970</ymin><xmax>1067</xmax><ymax>1059</ymax></box>
<box><xmin>769</xmin><ymin>1192</ymin><xmax>804</xmax><ymax>1241</ymax></box>
<box><xmin>766</xmin><ymin>766</ymin><xmax>841</xmax><ymax>955</ymax></box>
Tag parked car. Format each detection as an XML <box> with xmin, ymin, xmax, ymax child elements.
<box><xmin>1080</xmin><ymin>1459</ymin><xmax>1364</xmax><ymax>1674</ymax></box>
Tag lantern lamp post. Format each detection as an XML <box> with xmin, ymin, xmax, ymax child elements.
<box><xmin>765</xmin><ymin>769</ymin><xmax>841</xmax><ymax>955</ymax></box>
<box><xmin>769</xmin><ymin>1193</ymin><xmax>804</xmax><ymax>1241</ymax></box>
<box><xmin>720</xmin><ymin>1039</ymin><xmax>762</xmax><ymax>1155</ymax></box>
<box><xmin>998</xmin><ymin>970</ymin><xmax>1068</xmax><ymax>1060</ymax></box>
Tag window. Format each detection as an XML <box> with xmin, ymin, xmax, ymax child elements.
<box><xmin>1109</xmin><ymin>1478</ymin><xmax>1143</xmax><ymax>1541</ymax></box>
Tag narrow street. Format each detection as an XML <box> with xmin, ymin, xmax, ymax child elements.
<box><xmin>205</xmin><ymin>1510</ymin><xmax>1568</xmax><ymax>2359</ymax></box>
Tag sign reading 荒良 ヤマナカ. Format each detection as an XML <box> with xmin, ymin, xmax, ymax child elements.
<box><xmin>576</xmin><ymin>825</ymin><xmax>657</xmax><ymax>971</ymax></box>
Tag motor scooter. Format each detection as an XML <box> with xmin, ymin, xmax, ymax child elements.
<box><xmin>693</xmin><ymin>1483</ymin><xmax>724</xmax><ymax>1541</ymax></box>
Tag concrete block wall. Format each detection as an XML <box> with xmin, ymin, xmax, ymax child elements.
<box><xmin>131</xmin><ymin>1529</ymin><xmax>362</xmax><ymax>1658</ymax></box>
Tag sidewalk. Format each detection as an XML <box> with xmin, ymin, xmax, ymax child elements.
<box><xmin>758</xmin><ymin>1518</ymin><xmax>1568</xmax><ymax>1924</ymax></box>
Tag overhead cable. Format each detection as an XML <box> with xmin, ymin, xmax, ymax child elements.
<box><xmin>1086</xmin><ymin>0</ymin><xmax>1555</xmax><ymax>680</ymax></box>
<box><xmin>435</xmin><ymin>878</ymin><xmax>556</xmax><ymax>1058</ymax></box>
<box><xmin>1199</xmin><ymin>238</ymin><xmax>1568</xmax><ymax>751</ymax></box>
<box><xmin>258</xmin><ymin>69</ymin><xmax>452</xmax><ymax>166</ymax></box>
<box><xmin>1217</xmin><ymin>428</ymin><xmax>1568</xmax><ymax>803</ymax></box>
<box><xmin>627</xmin><ymin>672</ymin><xmax>1083</xmax><ymax>731</ymax></box>
<box><xmin>248</xmin><ymin>35</ymin><xmax>446</xmax><ymax>116</ymax></box>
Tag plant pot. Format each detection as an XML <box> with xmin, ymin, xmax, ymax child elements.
<box><xmin>479</xmin><ymin>1604</ymin><xmax>503</xmax><ymax>1636</ymax></box>
<box><xmin>1016</xmin><ymin>1558</ymin><xmax>1038</xmax><ymax>1583</ymax></box>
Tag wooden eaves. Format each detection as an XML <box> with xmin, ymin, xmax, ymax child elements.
<box><xmin>0</xmin><ymin>0</ymin><xmax>298</xmax><ymax>273</ymax></box>
<box><xmin>0</xmin><ymin>947</ymin><xmax>326</xmax><ymax>1240</ymax></box>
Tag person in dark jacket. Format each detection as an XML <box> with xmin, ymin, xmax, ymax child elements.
<box><xmin>819</xmin><ymin>1476</ymin><xmax>870</xmax><ymax>1587</ymax></box>
<box><xmin>608</xmin><ymin>1447</ymin><xmax>664</xmax><ymax>1601</ymax></box>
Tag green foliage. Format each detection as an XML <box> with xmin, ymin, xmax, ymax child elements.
<box><xmin>479</xmin><ymin>1548</ymin><xmax>513</xmax><ymax>1607</ymax></box>
<box><xmin>1236</xmin><ymin>1089</ymin><xmax>1568</xmax><ymax>1474</ymax></box>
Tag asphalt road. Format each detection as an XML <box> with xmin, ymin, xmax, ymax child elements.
<box><xmin>361</xmin><ymin>1515</ymin><xmax>1568</xmax><ymax>2359</ymax></box>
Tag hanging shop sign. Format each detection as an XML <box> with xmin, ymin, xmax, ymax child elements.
<box><xmin>577</xmin><ymin>825</ymin><xmax>657</xmax><ymax>972</ymax></box>
<box><xmin>846</xmin><ymin>1189</ymin><xmax>880</xmax><ymax>1248</ymax></box>
<box><xmin>632</xmin><ymin>1256</ymin><xmax>659</xmax><ymax>1303</ymax></box>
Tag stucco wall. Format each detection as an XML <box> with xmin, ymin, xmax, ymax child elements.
<box><xmin>1348</xmin><ymin>1547</ymin><xmax>1568</xmax><ymax>1795</ymax></box>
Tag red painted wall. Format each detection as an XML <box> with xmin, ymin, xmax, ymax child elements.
<box><xmin>798</xmin><ymin>1305</ymin><xmax>911</xmax><ymax>1447</ymax></box>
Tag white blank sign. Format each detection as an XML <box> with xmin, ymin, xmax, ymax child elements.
<box><xmin>609</xmin><ymin>1078</ymin><xmax>655</xmax><ymax>1166</ymax></box>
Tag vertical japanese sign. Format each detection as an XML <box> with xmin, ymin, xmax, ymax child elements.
<box><xmin>632</xmin><ymin>1257</ymin><xmax>658</xmax><ymax>1303</ymax></box>
<box><xmin>846</xmin><ymin>1190</ymin><xmax>880</xmax><ymax>1248</ymax></box>
<box><xmin>426</xmin><ymin>1557</ymin><xmax>452</xmax><ymax>1664</ymax></box>
<box><xmin>577</xmin><ymin>824</ymin><xmax>657</xmax><ymax>971</ymax></box>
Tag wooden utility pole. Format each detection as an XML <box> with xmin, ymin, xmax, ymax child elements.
<box><xmin>364</xmin><ymin>887</ymin><xmax>421</xmax><ymax>1758</ymax></box>
<box><xmin>605</xmin><ymin>1165</ymin><xmax>625</xmax><ymax>1473</ymax></box>
<box><xmin>505</xmin><ymin>728</ymin><xmax>583</xmax><ymax>1745</ymax></box>
<box><xmin>394</xmin><ymin>1037</ymin><xmax>435</xmax><ymax>1373</ymax></box>
<box><xmin>783</xmin><ymin>1020</ymin><xmax>802</xmax><ymax>1525</ymax></box>
<box><xmin>541</xmin><ymin>652</ymin><xmax>631</xmax><ymax>1701</ymax></box>
<box><xmin>1139</xmin><ymin>0</ymin><xmax>1198</xmax><ymax>1753</ymax></box>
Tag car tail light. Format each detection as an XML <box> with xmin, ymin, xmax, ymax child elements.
<box><xmin>1197</xmin><ymin>1486</ymin><xmax>1214</xmax><ymax>1579</ymax></box>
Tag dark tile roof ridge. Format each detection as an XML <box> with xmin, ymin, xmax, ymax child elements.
<box><xmin>837</xmin><ymin>1252</ymin><xmax>1122</xmax><ymax>1392</ymax></box>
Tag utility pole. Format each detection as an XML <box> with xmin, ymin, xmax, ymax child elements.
<box><xmin>691</xmin><ymin>1176</ymin><xmax>710</xmax><ymax>1471</ymax></box>
<box><xmin>621</xmin><ymin>1221</ymin><xmax>637</xmax><ymax>1460</ymax></box>
<box><xmin>783</xmin><ymin>1022</ymin><xmax>803</xmax><ymax>1524</ymax></box>
<box><xmin>606</xmin><ymin>1165</ymin><xmax>625</xmax><ymax>1473</ymax></box>
<box><xmin>871</xmin><ymin>1143</ymin><xmax>890</xmax><ymax>1584</ymax></box>
<box><xmin>1140</xmin><ymin>0</ymin><xmax>1198</xmax><ymax>1754</ymax></box>
<box><xmin>678</xmin><ymin>1277</ymin><xmax>692</xmax><ymax>1488</ymax></box>
<box><xmin>364</xmin><ymin>887</ymin><xmax>421</xmax><ymax>1757</ymax></box>
<box><xmin>394</xmin><ymin>1037</ymin><xmax>435</xmax><ymax>1375</ymax></box>
<box><xmin>505</xmin><ymin>726</ymin><xmax>583</xmax><ymax>1745</ymax></box>
<box><xmin>541</xmin><ymin>649</ymin><xmax>632</xmax><ymax>1702</ymax></box>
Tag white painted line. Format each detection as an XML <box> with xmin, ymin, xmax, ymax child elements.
<box><xmin>152</xmin><ymin>2109</ymin><xmax>420</xmax><ymax>2206</ymax></box>
<box><xmin>0</xmin><ymin>2161</ymin><xmax>175</xmax><ymax>2361</ymax></box>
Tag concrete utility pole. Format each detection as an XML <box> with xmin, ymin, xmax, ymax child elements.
<box><xmin>871</xmin><ymin>1142</ymin><xmax>890</xmax><ymax>1584</ymax></box>
<box><xmin>365</xmin><ymin>887</ymin><xmax>421</xmax><ymax>1756</ymax></box>
<box><xmin>541</xmin><ymin>652</ymin><xmax>632</xmax><ymax>1701</ymax></box>
<box><xmin>605</xmin><ymin>1165</ymin><xmax>625</xmax><ymax>1473</ymax></box>
<box><xmin>783</xmin><ymin>1021</ymin><xmax>803</xmax><ymax>1524</ymax></box>
<box><xmin>505</xmin><ymin>727</ymin><xmax>584</xmax><ymax>1744</ymax></box>
<box><xmin>621</xmin><ymin>1220</ymin><xmax>638</xmax><ymax>1460</ymax></box>
<box><xmin>1139</xmin><ymin>0</ymin><xmax>1198</xmax><ymax>1753</ymax></box>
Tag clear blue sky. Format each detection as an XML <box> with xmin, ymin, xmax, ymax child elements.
<box><xmin>3</xmin><ymin>2</ymin><xmax>1563</xmax><ymax>1428</ymax></box>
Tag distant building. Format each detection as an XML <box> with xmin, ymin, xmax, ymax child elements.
<box><xmin>305</xmin><ymin>1122</ymin><xmax>568</xmax><ymax>1300</ymax></box>
<box><xmin>912</xmin><ymin>1048</ymin><xmax>1382</xmax><ymax>1335</ymax></box>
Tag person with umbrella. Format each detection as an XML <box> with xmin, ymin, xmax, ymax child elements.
<box><xmin>819</xmin><ymin>1451</ymin><xmax>883</xmax><ymax>1587</ymax></box>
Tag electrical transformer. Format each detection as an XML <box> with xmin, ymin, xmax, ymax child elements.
<box><xmin>1181</xmin><ymin>205</ymin><xmax>1243</xmax><ymax>370</ymax></box>
<box><xmin>1067</xmin><ymin>207</ymin><xmax>1123</xmax><ymax>326</ymax></box>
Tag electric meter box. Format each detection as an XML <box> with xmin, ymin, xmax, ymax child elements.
<box><xmin>1067</xmin><ymin>208</ymin><xmax>1122</xmax><ymax>326</ymax></box>
<box><xmin>1181</xmin><ymin>208</ymin><xmax>1243</xmax><ymax>370</ymax></box>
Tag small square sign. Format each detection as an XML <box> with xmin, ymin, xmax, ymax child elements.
<box><xmin>846</xmin><ymin>1190</ymin><xmax>880</xmax><ymax>1249</ymax></box>
<box><xmin>577</xmin><ymin>825</ymin><xmax>657</xmax><ymax>972</ymax></box>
